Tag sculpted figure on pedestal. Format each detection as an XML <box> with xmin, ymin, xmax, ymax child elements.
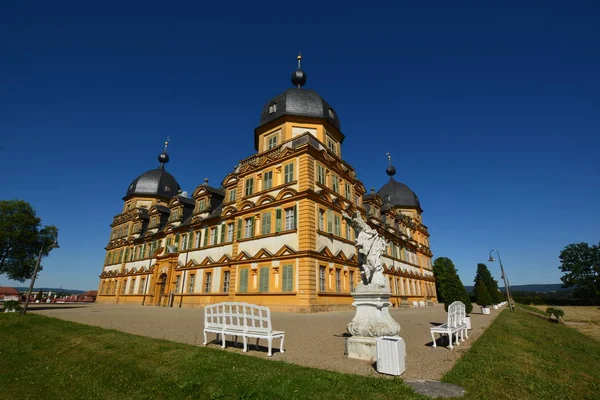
<box><xmin>342</xmin><ymin>211</ymin><xmax>389</xmax><ymax>291</ymax></box>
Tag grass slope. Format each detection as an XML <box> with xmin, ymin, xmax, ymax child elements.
<box><xmin>444</xmin><ymin>307</ymin><xmax>600</xmax><ymax>400</ymax></box>
<box><xmin>0</xmin><ymin>314</ymin><xmax>424</xmax><ymax>400</ymax></box>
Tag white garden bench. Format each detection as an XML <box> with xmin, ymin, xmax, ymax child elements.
<box><xmin>430</xmin><ymin>301</ymin><xmax>468</xmax><ymax>350</ymax></box>
<box><xmin>203</xmin><ymin>302</ymin><xmax>285</xmax><ymax>357</ymax></box>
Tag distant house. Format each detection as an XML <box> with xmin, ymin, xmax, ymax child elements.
<box><xmin>81</xmin><ymin>290</ymin><xmax>97</xmax><ymax>302</ymax></box>
<box><xmin>0</xmin><ymin>287</ymin><xmax>20</xmax><ymax>302</ymax></box>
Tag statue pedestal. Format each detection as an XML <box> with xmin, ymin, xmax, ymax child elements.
<box><xmin>346</xmin><ymin>286</ymin><xmax>401</xmax><ymax>361</ymax></box>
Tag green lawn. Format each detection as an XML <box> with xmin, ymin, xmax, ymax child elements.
<box><xmin>2</xmin><ymin>307</ymin><xmax>599</xmax><ymax>400</ymax></box>
<box><xmin>443</xmin><ymin>307</ymin><xmax>600</xmax><ymax>400</ymax></box>
<box><xmin>0</xmin><ymin>313</ymin><xmax>425</xmax><ymax>400</ymax></box>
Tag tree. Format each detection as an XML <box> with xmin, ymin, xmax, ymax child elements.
<box><xmin>0</xmin><ymin>200</ymin><xmax>59</xmax><ymax>282</ymax></box>
<box><xmin>433</xmin><ymin>257</ymin><xmax>453</xmax><ymax>303</ymax></box>
<box><xmin>474</xmin><ymin>278</ymin><xmax>492</xmax><ymax>306</ymax></box>
<box><xmin>36</xmin><ymin>289</ymin><xmax>43</xmax><ymax>301</ymax></box>
<box><xmin>558</xmin><ymin>242</ymin><xmax>600</xmax><ymax>304</ymax></box>
<box><xmin>474</xmin><ymin>263</ymin><xmax>502</xmax><ymax>305</ymax></box>
<box><xmin>433</xmin><ymin>257</ymin><xmax>473</xmax><ymax>314</ymax></box>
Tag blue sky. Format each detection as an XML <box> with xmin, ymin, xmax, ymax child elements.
<box><xmin>1</xmin><ymin>1</ymin><xmax>598</xmax><ymax>290</ymax></box>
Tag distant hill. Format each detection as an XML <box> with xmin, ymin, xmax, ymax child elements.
<box><xmin>465</xmin><ymin>283</ymin><xmax>569</xmax><ymax>294</ymax></box>
<box><xmin>11</xmin><ymin>287</ymin><xmax>87</xmax><ymax>294</ymax></box>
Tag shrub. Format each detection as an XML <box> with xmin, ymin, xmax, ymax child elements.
<box><xmin>3</xmin><ymin>300</ymin><xmax>22</xmax><ymax>312</ymax></box>
<box><xmin>474</xmin><ymin>278</ymin><xmax>493</xmax><ymax>307</ymax></box>
<box><xmin>546</xmin><ymin>307</ymin><xmax>565</xmax><ymax>321</ymax></box>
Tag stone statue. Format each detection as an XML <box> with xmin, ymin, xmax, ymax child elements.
<box><xmin>342</xmin><ymin>210</ymin><xmax>401</xmax><ymax>355</ymax></box>
<box><xmin>342</xmin><ymin>211</ymin><xmax>389</xmax><ymax>291</ymax></box>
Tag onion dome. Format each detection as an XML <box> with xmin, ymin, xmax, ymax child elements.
<box><xmin>255</xmin><ymin>54</ymin><xmax>341</xmax><ymax>148</ymax></box>
<box><xmin>377</xmin><ymin>154</ymin><xmax>421</xmax><ymax>211</ymax></box>
<box><xmin>124</xmin><ymin>141</ymin><xmax>181</xmax><ymax>200</ymax></box>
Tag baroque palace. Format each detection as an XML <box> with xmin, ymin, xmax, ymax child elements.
<box><xmin>97</xmin><ymin>57</ymin><xmax>436</xmax><ymax>312</ymax></box>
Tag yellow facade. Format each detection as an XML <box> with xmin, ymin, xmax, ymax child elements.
<box><xmin>97</xmin><ymin>65</ymin><xmax>436</xmax><ymax>312</ymax></box>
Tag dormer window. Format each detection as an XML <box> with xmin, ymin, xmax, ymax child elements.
<box><xmin>269</xmin><ymin>103</ymin><xmax>277</xmax><ymax>114</ymax></box>
<box><xmin>328</xmin><ymin>109</ymin><xmax>335</xmax><ymax>120</ymax></box>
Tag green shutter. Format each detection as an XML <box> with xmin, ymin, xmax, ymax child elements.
<box><xmin>124</xmin><ymin>248</ymin><xmax>129</xmax><ymax>261</ymax></box>
<box><xmin>275</xmin><ymin>208</ymin><xmax>282</xmax><ymax>232</ymax></box>
<box><xmin>220</xmin><ymin>223</ymin><xmax>225</xmax><ymax>243</ymax></box>
<box><xmin>327</xmin><ymin>209</ymin><xmax>333</xmax><ymax>233</ymax></box>
<box><xmin>293</xmin><ymin>205</ymin><xmax>297</xmax><ymax>229</ymax></box>
<box><xmin>250</xmin><ymin>216</ymin><xmax>255</xmax><ymax>237</ymax></box>
<box><xmin>237</xmin><ymin>219</ymin><xmax>242</xmax><ymax>239</ymax></box>
<box><xmin>239</xmin><ymin>269</ymin><xmax>248</xmax><ymax>292</ymax></box>
<box><xmin>259</xmin><ymin>267</ymin><xmax>269</xmax><ymax>292</ymax></box>
<box><xmin>202</xmin><ymin>228</ymin><xmax>208</xmax><ymax>246</ymax></box>
<box><xmin>283</xmin><ymin>265</ymin><xmax>293</xmax><ymax>292</ymax></box>
<box><xmin>187</xmin><ymin>233</ymin><xmax>193</xmax><ymax>249</ymax></box>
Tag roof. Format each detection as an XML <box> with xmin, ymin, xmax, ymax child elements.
<box><xmin>377</xmin><ymin>178</ymin><xmax>422</xmax><ymax>211</ymax></box>
<box><xmin>258</xmin><ymin>88</ymin><xmax>340</xmax><ymax>130</ymax></box>
<box><xmin>0</xmin><ymin>287</ymin><xmax>19</xmax><ymax>295</ymax></box>
<box><xmin>125</xmin><ymin>168</ymin><xmax>181</xmax><ymax>200</ymax></box>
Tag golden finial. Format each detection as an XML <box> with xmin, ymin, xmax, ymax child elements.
<box><xmin>297</xmin><ymin>53</ymin><xmax>302</xmax><ymax>69</ymax></box>
<box><xmin>163</xmin><ymin>137</ymin><xmax>170</xmax><ymax>152</ymax></box>
<box><xmin>386</xmin><ymin>152</ymin><xmax>392</xmax><ymax>165</ymax></box>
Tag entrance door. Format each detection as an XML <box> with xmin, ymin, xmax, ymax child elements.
<box><xmin>155</xmin><ymin>273</ymin><xmax>167</xmax><ymax>306</ymax></box>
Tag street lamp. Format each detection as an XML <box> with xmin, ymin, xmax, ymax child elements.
<box><xmin>488</xmin><ymin>249</ymin><xmax>514</xmax><ymax>312</ymax></box>
<box><xmin>20</xmin><ymin>235</ymin><xmax>59</xmax><ymax>316</ymax></box>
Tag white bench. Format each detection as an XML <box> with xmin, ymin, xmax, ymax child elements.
<box><xmin>430</xmin><ymin>301</ymin><xmax>468</xmax><ymax>350</ymax></box>
<box><xmin>203</xmin><ymin>302</ymin><xmax>285</xmax><ymax>357</ymax></box>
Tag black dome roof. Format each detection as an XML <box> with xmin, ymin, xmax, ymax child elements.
<box><xmin>125</xmin><ymin>168</ymin><xmax>180</xmax><ymax>200</ymax></box>
<box><xmin>378</xmin><ymin>179</ymin><xmax>421</xmax><ymax>210</ymax></box>
<box><xmin>258</xmin><ymin>88</ymin><xmax>341</xmax><ymax>130</ymax></box>
<box><xmin>124</xmin><ymin>148</ymin><xmax>181</xmax><ymax>200</ymax></box>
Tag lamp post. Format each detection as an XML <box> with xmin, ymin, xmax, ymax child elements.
<box><xmin>488</xmin><ymin>249</ymin><xmax>514</xmax><ymax>312</ymax></box>
<box><xmin>20</xmin><ymin>236</ymin><xmax>59</xmax><ymax>315</ymax></box>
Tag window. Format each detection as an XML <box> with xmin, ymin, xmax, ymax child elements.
<box><xmin>349</xmin><ymin>271</ymin><xmax>355</xmax><ymax>292</ymax></box>
<box><xmin>239</xmin><ymin>269</ymin><xmax>248</xmax><ymax>292</ymax></box>
<box><xmin>267</xmin><ymin>134</ymin><xmax>278</xmax><ymax>149</ymax></box>
<box><xmin>130</xmin><ymin>278</ymin><xmax>136</xmax><ymax>294</ymax></box>
<box><xmin>210</xmin><ymin>228</ymin><xmax>217</xmax><ymax>245</ymax></box>
<box><xmin>223</xmin><ymin>271</ymin><xmax>230</xmax><ymax>292</ymax></box>
<box><xmin>335</xmin><ymin>270</ymin><xmax>341</xmax><ymax>292</ymax></box>
<box><xmin>220</xmin><ymin>223</ymin><xmax>225</xmax><ymax>243</ymax></box>
<box><xmin>263</xmin><ymin>171</ymin><xmax>273</xmax><ymax>190</ymax></box>
<box><xmin>318</xmin><ymin>209</ymin><xmax>325</xmax><ymax>231</ymax></box>
<box><xmin>259</xmin><ymin>267</ymin><xmax>269</xmax><ymax>292</ymax></box>
<box><xmin>327</xmin><ymin>136</ymin><xmax>337</xmax><ymax>155</ymax></box>
<box><xmin>261</xmin><ymin>211</ymin><xmax>271</xmax><ymax>235</ymax></box>
<box><xmin>345</xmin><ymin>183</ymin><xmax>351</xmax><ymax>200</ymax></box>
<box><xmin>334</xmin><ymin>215</ymin><xmax>341</xmax><ymax>236</ymax></box>
<box><xmin>268</xmin><ymin>103</ymin><xmax>277</xmax><ymax>114</ymax></box>
<box><xmin>188</xmin><ymin>274</ymin><xmax>195</xmax><ymax>293</ymax></box>
<box><xmin>174</xmin><ymin>275</ymin><xmax>181</xmax><ymax>294</ymax></box>
<box><xmin>139</xmin><ymin>277</ymin><xmax>146</xmax><ymax>294</ymax></box>
<box><xmin>187</xmin><ymin>233</ymin><xmax>193</xmax><ymax>250</ymax></box>
<box><xmin>245</xmin><ymin>218</ymin><xmax>254</xmax><ymax>238</ymax></box>
<box><xmin>204</xmin><ymin>272</ymin><xmax>212</xmax><ymax>293</ymax></box>
<box><xmin>198</xmin><ymin>199</ymin><xmax>205</xmax><ymax>212</ymax></box>
<box><xmin>228</xmin><ymin>189</ymin><xmax>236</xmax><ymax>202</ymax></box>
<box><xmin>284</xmin><ymin>162</ymin><xmax>294</xmax><ymax>183</ymax></box>
<box><xmin>285</xmin><ymin>207</ymin><xmax>296</xmax><ymax>230</ymax></box>
<box><xmin>319</xmin><ymin>266</ymin><xmax>326</xmax><ymax>291</ymax></box>
<box><xmin>346</xmin><ymin>223</ymin><xmax>352</xmax><ymax>240</ymax></box>
<box><xmin>227</xmin><ymin>223</ymin><xmax>234</xmax><ymax>242</ymax></box>
<box><xmin>245</xmin><ymin>178</ymin><xmax>254</xmax><ymax>196</ymax></box>
<box><xmin>355</xmin><ymin>195</ymin><xmax>360</xmax><ymax>206</ymax></box>
<box><xmin>121</xmin><ymin>280</ymin><xmax>126</xmax><ymax>294</ymax></box>
<box><xmin>282</xmin><ymin>265</ymin><xmax>294</xmax><ymax>292</ymax></box>
<box><xmin>317</xmin><ymin>165</ymin><xmax>326</xmax><ymax>185</ymax></box>
<box><xmin>328</xmin><ymin>109</ymin><xmax>335</xmax><ymax>120</ymax></box>
<box><xmin>332</xmin><ymin>174</ymin><xmax>339</xmax><ymax>192</ymax></box>
<box><xmin>194</xmin><ymin>231</ymin><xmax>201</xmax><ymax>248</ymax></box>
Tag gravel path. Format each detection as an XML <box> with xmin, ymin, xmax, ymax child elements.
<box><xmin>29</xmin><ymin>302</ymin><xmax>502</xmax><ymax>381</ymax></box>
